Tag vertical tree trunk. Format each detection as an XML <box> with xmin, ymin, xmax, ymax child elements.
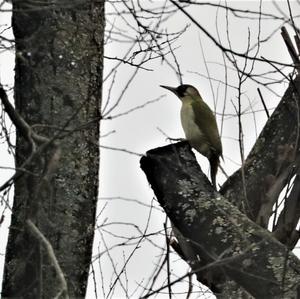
<box><xmin>2</xmin><ymin>1</ymin><xmax>104</xmax><ymax>298</ymax></box>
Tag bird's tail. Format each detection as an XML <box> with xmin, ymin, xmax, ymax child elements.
<box><xmin>209</xmin><ymin>154</ymin><xmax>220</xmax><ymax>189</ymax></box>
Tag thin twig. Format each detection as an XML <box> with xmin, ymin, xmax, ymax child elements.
<box><xmin>169</xmin><ymin>0</ymin><xmax>295</xmax><ymax>69</ymax></box>
<box><xmin>164</xmin><ymin>220</ymin><xmax>172</xmax><ymax>299</ymax></box>
<box><xmin>26</xmin><ymin>220</ymin><xmax>69</xmax><ymax>299</ymax></box>
<box><xmin>281</xmin><ymin>26</ymin><xmax>300</xmax><ymax>71</ymax></box>
<box><xmin>257</xmin><ymin>88</ymin><xmax>270</xmax><ymax>118</ymax></box>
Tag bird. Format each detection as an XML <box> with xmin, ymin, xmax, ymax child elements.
<box><xmin>160</xmin><ymin>84</ymin><xmax>222</xmax><ymax>188</ymax></box>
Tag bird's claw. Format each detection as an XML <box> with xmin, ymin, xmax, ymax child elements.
<box><xmin>166</xmin><ymin>137</ymin><xmax>186</xmax><ymax>143</ymax></box>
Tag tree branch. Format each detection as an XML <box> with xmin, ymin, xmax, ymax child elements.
<box><xmin>26</xmin><ymin>220</ymin><xmax>69</xmax><ymax>299</ymax></box>
<box><xmin>220</xmin><ymin>74</ymin><xmax>300</xmax><ymax>225</ymax></box>
<box><xmin>140</xmin><ymin>142</ymin><xmax>300</xmax><ymax>298</ymax></box>
<box><xmin>0</xmin><ymin>86</ymin><xmax>48</xmax><ymax>145</ymax></box>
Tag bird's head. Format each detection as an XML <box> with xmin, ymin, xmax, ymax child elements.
<box><xmin>160</xmin><ymin>84</ymin><xmax>200</xmax><ymax>101</ymax></box>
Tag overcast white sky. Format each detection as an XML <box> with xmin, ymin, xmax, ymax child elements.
<box><xmin>0</xmin><ymin>1</ymin><xmax>299</xmax><ymax>298</ymax></box>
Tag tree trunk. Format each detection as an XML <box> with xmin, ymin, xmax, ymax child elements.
<box><xmin>1</xmin><ymin>1</ymin><xmax>104</xmax><ymax>298</ymax></box>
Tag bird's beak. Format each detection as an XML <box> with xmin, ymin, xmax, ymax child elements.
<box><xmin>160</xmin><ymin>85</ymin><xmax>178</xmax><ymax>96</ymax></box>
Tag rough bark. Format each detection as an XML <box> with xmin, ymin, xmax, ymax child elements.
<box><xmin>140</xmin><ymin>142</ymin><xmax>300</xmax><ymax>298</ymax></box>
<box><xmin>2</xmin><ymin>1</ymin><xmax>104</xmax><ymax>298</ymax></box>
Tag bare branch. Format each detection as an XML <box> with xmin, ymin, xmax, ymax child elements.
<box><xmin>281</xmin><ymin>26</ymin><xmax>300</xmax><ymax>71</ymax></box>
<box><xmin>169</xmin><ymin>0</ymin><xmax>295</xmax><ymax>69</ymax></box>
<box><xmin>257</xmin><ymin>87</ymin><xmax>270</xmax><ymax>118</ymax></box>
<box><xmin>0</xmin><ymin>86</ymin><xmax>48</xmax><ymax>145</ymax></box>
<box><xmin>140</xmin><ymin>141</ymin><xmax>300</xmax><ymax>298</ymax></box>
<box><xmin>26</xmin><ymin>220</ymin><xmax>69</xmax><ymax>299</ymax></box>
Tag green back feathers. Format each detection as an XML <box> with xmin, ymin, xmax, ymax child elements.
<box><xmin>190</xmin><ymin>99</ymin><xmax>222</xmax><ymax>157</ymax></box>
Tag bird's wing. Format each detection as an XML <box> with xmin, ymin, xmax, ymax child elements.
<box><xmin>191</xmin><ymin>100</ymin><xmax>223</xmax><ymax>156</ymax></box>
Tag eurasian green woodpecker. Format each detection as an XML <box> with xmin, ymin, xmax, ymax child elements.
<box><xmin>161</xmin><ymin>84</ymin><xmax>222</xmax><ymax>188</ymax></box>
